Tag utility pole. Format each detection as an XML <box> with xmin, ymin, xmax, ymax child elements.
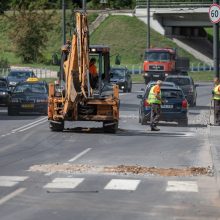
<box><xmin>83</xmin><ymin>0</ymin><xmax>86</xmax><ymax>12</ymax></box>
<box><xmin>213</xmin><ymin>0</ymin><xmax>219</xmax><ymax>78</ymax></box>
<box><xmin>147</xmin><ymin>0</ymin><xmax>151</xmax><ymax>48</ymax></box>
<box><xmin>62</xmin><ymin>0</ymin><xmax>66</xmax><ymax>45</ymax></box>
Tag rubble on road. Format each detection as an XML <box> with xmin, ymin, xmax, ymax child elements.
<box><xmin>29</xmin><ymin>163</ymin><xmax>213</xmax><ymax>177</ymax></box>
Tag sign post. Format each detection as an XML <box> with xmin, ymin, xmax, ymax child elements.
<box><xmin>209</xmin><ymin>2</ymin><xmax>220</xmax><ymax>125</ymax></box>
<box><xmin>209</xmin><ymin>2</ymin><xmax>220</xmax><ymax>79</ymax></box>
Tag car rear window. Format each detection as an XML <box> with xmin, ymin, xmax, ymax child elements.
<box><xmin>161</xmin><ymin>89</ymin><xmax>184</xmax><ymax>99</ymax></box>
<box><xmin>165</xmin><ymin>77</ymin><xmax>190</xmax><ymax>86</ymax></box>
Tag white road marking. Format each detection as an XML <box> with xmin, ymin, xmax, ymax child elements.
<box><xmin>0</xmin><ymin>109</ymin><xmax>7</xmax><ymax>113</ymax></box>
<box><xmin>104</xmin><ymin>179</ymin><xmax>140</xmax><ymax>191</ymax></box>
<box><xmin>0</xmin><ymin>176</ymin><xmax>29</xmax><ymax>187</ymax></box>
<box><xmin>18</xmin><ymin>119</ymin><xmax>47</xmax><ymax>132</ymax></box>
<box><xmin>0</xmin><ymin>188</ymin><xmax>26</xmax><ymax>206</ymax></box>
<box><xmin>120</xmin><ymin>115</ymin><xmax>139</xmax><ymax>119</ymax></box>
<box><xmin>166</xmin><ymin>181</ymin><xmax>198</xmax><ymax>192</ymax></box>
<box><xmin>11</xmin><ymin>117</ymin><xmax>47</xmax><ymax>132</ymax></box>
<box><xmin>44</xmin><ymin>178</ymin><xmax>84</xmax><ymax>189</ymax></box>
<box><xmin>68</xmin><ymin>148</ymin><xmax>92</xmax><ymax>162</ymax></box>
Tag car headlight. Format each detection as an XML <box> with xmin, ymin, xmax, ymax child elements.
<box><xmin>119</xmin><ymin>79</ymin><xmax>125</xmax><ymax>82</ymax></box>
<box><xmin>11</xmin><ymin>98</ymin><xmax>19</xmax><ymax>103</ymax></box>
<box><xmin>0</xmin><ymin>91</ymin><xmax>6</xmax><ymax>95</ymax></box>
<box><xmin>165</xmin><ymin>73</ymin><xmax>169</xmax><ymax>77</ymax></box>
<box><xmin>144</xmin><ymin>73</ymin><xmax>148</xmax><ymax>76</ymax></box>
<box><xmin>9</xmin><ymin>81</ymin><xmax>17</xmax><ymax>86</ymax></box>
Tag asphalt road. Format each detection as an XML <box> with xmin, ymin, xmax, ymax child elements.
<box><xmin>0</xmin><ymin>83</ymin><xmax>220</xmax><ymax>220</ymax></box>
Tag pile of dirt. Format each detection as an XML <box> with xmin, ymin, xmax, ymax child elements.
<box><xmin>103</xmin><ymin>165</ymin><xmax>213</xmax><ymax>176</ymax></box>
<box><xmin>29</xmin><ymin>163</ymin><xmax>213</xmax><ymax>177</ymax></box>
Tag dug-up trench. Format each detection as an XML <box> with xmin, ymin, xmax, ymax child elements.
<box><xmin>29</xmin><ymin>163</ymin><xmax>213</xmax><ymax>177</ymax></box>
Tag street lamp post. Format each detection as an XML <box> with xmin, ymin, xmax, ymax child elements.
<box><xmin>83</xmin><ymin>0</ymin><xmax>86</xmax><ymax>12</ymax></box>
<box><xmin>147</xmin><ymin>0</ymin><xmax>151</xmax><ymax>49</ymax></box>
<box><xmin>62</xmin><ymin>0</ymin><xmax>66</xmax><ymax>45</ymax></box>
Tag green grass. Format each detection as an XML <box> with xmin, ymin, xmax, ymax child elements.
<box><xmin>90</xmin><ymin>15</ymin><xmax>201</xmax><ymax>66</ymax></box>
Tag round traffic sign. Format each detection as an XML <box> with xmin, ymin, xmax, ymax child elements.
<box><xmin>209</xmin><ymin>3</ymin><xmax>220</xmax><ymax>24</ymax></box>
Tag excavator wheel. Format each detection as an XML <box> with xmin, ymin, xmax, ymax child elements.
<box><xmin>49</xmin><ymin>120</ymin><xmax>64</xmax><ymax>132</ymax></box>
<box><xmin>103</xmin><ymin>121</ymin><xmax>118</xmax><ymax>133</ymax></box>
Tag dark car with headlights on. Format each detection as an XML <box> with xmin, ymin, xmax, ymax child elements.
<box><xmin>7</xmin><ymin>69</ymin><xmax>36</xmax><ymax>90</ymax></box>
<box><xmin>137</xmin><ymin>85</ymin><xmax>188</xmax><ymax>126</ymax></box>
<box><xmin>110</xmin><ymin>67</ymin><xmax>132</xmax><ymax>93</ymax></box>
<box><xmin>165</xmin><ymin>75</ymin><xmax>197</xmax><ymax>106</ymax></box>
<box><xmin>0</xmin><ymin>78</ymin><xmax>10</xmax><ymax>106</ymax></box>
<box><xmin>8</xmin><ymin>78</ymin><xmax>48</xmax><ymax>115</ymax></box>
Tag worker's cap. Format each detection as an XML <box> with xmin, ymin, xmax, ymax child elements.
<box><xmin>156</xmin><ymin>80</ymin><xmax>163</xmax><ymax>85</ymax></box>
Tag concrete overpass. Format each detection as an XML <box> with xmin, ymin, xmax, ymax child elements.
<box><xmin>135</xmin><ymin>3</ymin><xmax>214</xmax><ymax>65</ymax></box>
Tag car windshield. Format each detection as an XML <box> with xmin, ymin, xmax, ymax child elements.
<box><xmin>145</xmin><ymin>52</ymin><xmax>170</xmax><ymax>61</ymax></box>
<box><xmin>8</xmin><ymin>71</ymin><xmax>33</xmax><ymax>78</ymax></box>
<box><xmin>0</xmin><ymin>81</ymin><xmax>7</xmax><ymax>87</ymax></box>
<box><xmin>161</xmin><ymin>89</ymin><xmax>183</xmax><ymax>99</ymax></box>
<box><xmin>110</xmin><ymin>69</ymin><xmax>125</xmax><ymax>79</ymax></box>
<box><xmin>166</xmin><ymin>78</ymin><xmax>190</xmax><ymax>86</ymax></box>
<box><xmin>13</xmin><ymin>83</ymin><xmax>47</xmax><ymax>94</ymax></box>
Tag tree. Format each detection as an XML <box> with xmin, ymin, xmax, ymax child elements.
<box><xmin>5</xmin><ymin>0</ymin><xmax>54</xmax><ymax>63</ymax></box>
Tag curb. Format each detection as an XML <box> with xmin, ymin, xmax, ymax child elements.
<box><xmin>208</xmin><ymin>125</ymin><xmax>220</xmax><ymax>196</ymax></box>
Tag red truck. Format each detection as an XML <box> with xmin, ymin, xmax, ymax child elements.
<box><xmin>143</xmin><ymin>48</ymin><xmax>189</xmax><ymax>84</ymax></box>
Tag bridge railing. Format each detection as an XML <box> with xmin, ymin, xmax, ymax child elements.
<box><xmin>136</xmin><ymin>0</ymin><xmax>212</xmax><ymax>8</ymax></box>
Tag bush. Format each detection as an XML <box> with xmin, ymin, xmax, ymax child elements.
<box><xmin>0</xmin><ymin>57</ymin><xmax>9</xmax><ymax>68</ymax></box>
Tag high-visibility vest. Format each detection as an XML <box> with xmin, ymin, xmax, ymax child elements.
<box><xmin>148</xmin><ymin>85</ymin><xmax>161</xmax><ymax>104</ymax></box>
<box><xmin>213</xmin><ymin>84</ymin><xmax>220</xmax><ymax>100</ymax></box>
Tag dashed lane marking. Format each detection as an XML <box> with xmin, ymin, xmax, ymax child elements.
<box><xmin>0</xmin><ymin>188</ymin><xmax>26</xmax><ymax>205</ymax></box>
<box><xmin>0</xmin><ymin>176</ymin><xmax>29</xmax><ymax>187</ymax></box>
<box><xmin>166</xmin><ymin>181</ymin><xmax>198</xmax><ymax>192</ymax></box>
<box><xmin>68</xmin><ymin>148</ymin><xmax>92</xmax><ymax>162</ymax></box>
<box><xmin>104</xmin><ymin>179</ymin><xmax>141</xmax><ymax>191</ymax></box>
<box><xmin>44</xmin><ymin>178</ymin><xmax>84</xmax><ymax>189</ymax></box>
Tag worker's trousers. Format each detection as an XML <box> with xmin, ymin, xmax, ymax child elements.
<box><xmin>214</xmin><ymin>99</ymin><xmax>220</xmax><ymax>125</ymax></box>
<box><xmin>150</xmin><ymin>103</ymin><xmax>161</xmax><ymax>128</ymax></box>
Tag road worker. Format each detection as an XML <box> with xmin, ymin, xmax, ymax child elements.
<box><xmin>148</xmin><ymin>80</ymin><xmax>163</xmax><ymax>131</ymax></box>
<box><xmin>212</xmin><ymin>77</ymin><xmax>220</xmax><ymax>125</ymax></box>
<box><xmin>89</xmin><ymin>57</ymin><xmax>98</xmax><ymax>89</ymax></box>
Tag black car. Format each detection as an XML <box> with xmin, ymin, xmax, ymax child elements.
<box><xmin>8</xmin><ymin>78</ymin><xmax>48</xmax><ymax>115</ymax></box>
<box><xmin>110</xmin><ymin>67</ymin><xmax>132</xmax><ymax>93</ymax></box>
<box><xmin>165</xmin><ymin>75</ymin><xmax>197</xmax><ymax>106</ymax></box>
<box><xmin>0</xmin><ymin>78</ymin><xmax>10</xmax><ymax>106</ymax></box>
<box><xmin>138</xmin><ymin>85</ymin><xmax>188</xmax><ymax>126</ymax></box>
<box><xmin>7</xmin><ymin>69</ymin><xmax>36</xmax><ymax>90</ymax></box>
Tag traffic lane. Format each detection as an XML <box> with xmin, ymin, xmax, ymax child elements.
<box><xmin>0</xmin><ymin>83</ymin><xmax>212</xmax><ymax>173</ymax></box>
<box><xmin>0</xmin><ymin>106</ymin><xmax>47</xmax><ymax>136</ymax></box>
<box><xmin>0</xmin><ymin>114</ymin><xmax>211</xmax><ymax>177</ymax></box>
<box><xmin>1</xmin><ymin>174</ymin><xmax>220</xmax><ymax>220</ymax></box>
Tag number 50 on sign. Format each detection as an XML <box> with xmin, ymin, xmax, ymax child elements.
<box><xmin>209</xmin><ymin>3</ymin><xmax>220</xmax><ymax>23</ymax></box>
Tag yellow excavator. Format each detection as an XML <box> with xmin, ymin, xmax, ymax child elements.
<box><xmin>48</xmin><ymin>12</ymin><xmax>119</xmax><ymax>133</ymax></box>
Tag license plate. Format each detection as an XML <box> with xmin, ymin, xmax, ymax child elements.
<box><xmin>21</xmin><ymin>104</ymin><xmax>34</xmax><ymax>108</ymax></box>
<box><xmin>161</xmin><ymin>105</ymin><xmax>173</xmax><ymax>109</ymax></box>
<box><xmin>153</xmin><ymin>75</ymin><xmax>160</xmax><ymax>77</ymax></box>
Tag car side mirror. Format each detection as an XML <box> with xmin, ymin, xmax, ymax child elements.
<box><xmin>195</xmin><ymin>84</ymin><xmax>199</xmax><ymax>87</ymax></box>
<box><xmin>137</xmin><ymin>94</ymin><xmax>143</xmax><ymax>99</ymax></box>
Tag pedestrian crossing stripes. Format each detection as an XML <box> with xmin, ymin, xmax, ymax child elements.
<box><xmin>0</xmin><ymin>176</ymin><xmax>199</xmax><ymax>193</ymax></box>
<box><xmin>0</xmin><ymin>176</ymin><xmax>29</xmax><ymax>187</ymax></box>
<box><xmin>166</xmin><ymin>181</ymin><xmax>198</xmax><ymax>192</ymax></box>
<box><xmin>44</xmin><ymin>178</ymin><xmax>84</xmax><ymax>189</ymax></box>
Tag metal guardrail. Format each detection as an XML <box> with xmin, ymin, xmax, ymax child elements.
<box><xmin>136</xmin><ymin>0</ymin><xmax>212</xmax><ymax>8</ymax></box>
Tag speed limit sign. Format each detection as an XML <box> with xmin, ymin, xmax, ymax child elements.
<box><xmin>209</xmin><ymin>3</ymin><xmax>220</xmax><ymax>23</ymax></box>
